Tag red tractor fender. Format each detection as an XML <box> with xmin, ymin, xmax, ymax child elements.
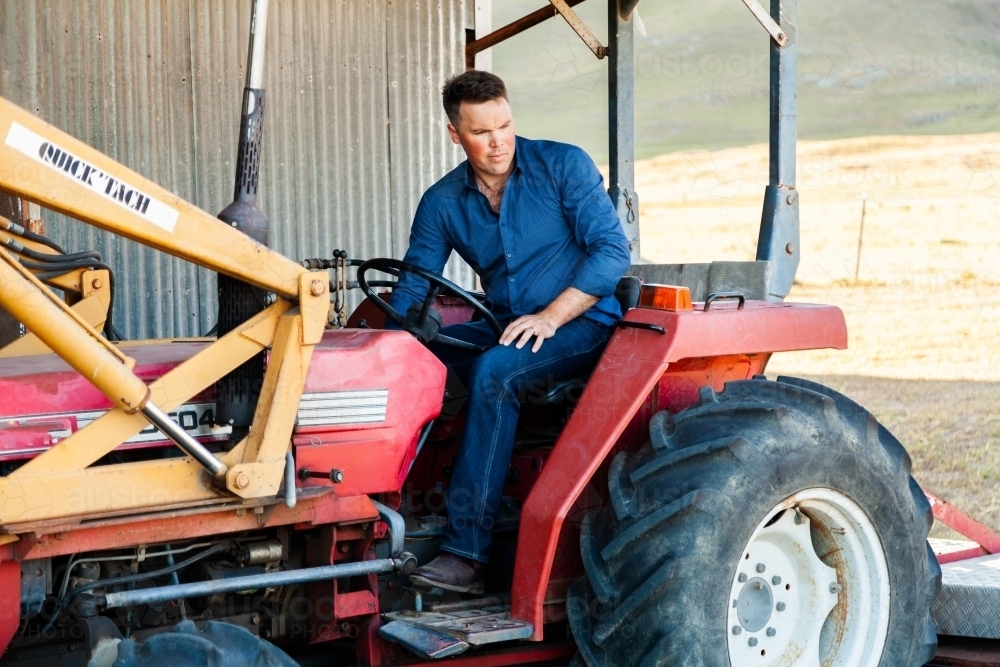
<box><xmin>510</xmin><ymin>300</ymin><xmax>848</xmax><ymax>639</ymax></box>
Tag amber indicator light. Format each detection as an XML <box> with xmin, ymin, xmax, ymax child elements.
<box><xmin>638</xmin><ymin>284</ymin><xmax>693</xmax><ymax>311</ymax></box>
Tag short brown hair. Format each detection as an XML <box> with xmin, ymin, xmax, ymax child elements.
<box><xmin>441</xmin><ymin>71</ymin><xmax>509</xmax><ymax>126</ymax></box>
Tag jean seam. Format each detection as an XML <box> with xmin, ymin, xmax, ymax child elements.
<box><xmin>439</xmin><ymin>544</ymin><xmax>487</xmax><ymax>564</ymax></box>
<box><xmin>469</xmin><ymin>333</ymin><xmax>606</xmax><ymax>559</ymax></box>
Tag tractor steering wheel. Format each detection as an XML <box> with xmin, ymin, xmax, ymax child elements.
<box><xmin>356</xmin><ymin>258</ymin><xmax>502</xmax><ymax>352</ymax></box>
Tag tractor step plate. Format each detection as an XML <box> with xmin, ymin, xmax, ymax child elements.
<box><xmin>382</xmin><ymin>603</ymin><xmax>534</xmax><ymax>657</ymax></box>
<box><xmin>932</xmin><ymin>552</ymin><xmax>1000</xmax><ymax>639</ymax></box>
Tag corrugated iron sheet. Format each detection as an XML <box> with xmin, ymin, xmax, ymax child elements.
<box><xmin>387</xmin><ymin>0</ymin><xmax>474</xmax><ymax>288</ymax></box>
<box><xmin>0</xmin><ymin>0</ymin><xmax>474</xmax><ymax>338</ymax></box>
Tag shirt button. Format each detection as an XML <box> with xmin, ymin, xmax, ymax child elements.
<box><xmin>507</xmin><ymin>253</ymin><xmax>512</xmax><ymax>258</ymax></box>
<box><xmin>509</xmin><ymin>278</ymin><xmax>514</xmax><ymax>282</ymax></box>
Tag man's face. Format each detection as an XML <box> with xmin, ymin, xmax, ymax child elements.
<box><xmin>447</xmin><ymin>98</ymin><xmax>516</xmax><ymax>179</ymax></box>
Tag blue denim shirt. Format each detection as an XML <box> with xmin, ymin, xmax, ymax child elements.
<box><xmin>391</xmin><ymin>137</ymin><xmax>631</xmax><ymax>327</ymax></box>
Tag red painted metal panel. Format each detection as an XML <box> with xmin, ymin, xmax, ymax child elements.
<box><xmin>346</xmin><ymin>295</ymin><xmax>480</xmax><ymax>331</ymax></box>
<box><xmin>0</xmin><ymin>329</ymin><xmax>446</xmax><ymax>466</ymax></box>
<box><xmin>336</xmin><ymin>589</ymin><xmax>378</xmax><ymax>618</ymax></box>
<box><xmin>927</xmin><ymin>491</ymin><xmax>1000</xmax><ymax>556</ymax></box>
<box><xmin>937</xmin><ymin>546</ymin><xmax>989</xmax><ymax>565</ymax></box>
<box><xmin>18</xmin><ymin>493</ymin><xmax>379</xmax><ymax>560</ymax></box>
<box><xmin>511</xmin><ymin>302</ymin><xmax>847</xmax><ymax>639</ymax></box>
<box><xmin>0</xmin><ymin>561</ymin><xmax>18</xmax><ymax>653</ymax></box>
<box><xmin>611</xmin><ymin>300</ymin><xmax>847</xmax><ymax>364</ymax></box>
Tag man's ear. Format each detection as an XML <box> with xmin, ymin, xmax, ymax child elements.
<box><xmin>446</xmin><ymin>123</ymin><xmax>461</xmax><ymax>145</ymax></box>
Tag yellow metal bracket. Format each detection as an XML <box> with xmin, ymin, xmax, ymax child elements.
<box><xmin>0</xmin><ymin>268</ymin><xmax>111</xmax><ymax>358</ymax></box>
<box><xmin>0</xmin><ymin>94</ymin><xmax>329</xmax><ymax>526</ymax></box>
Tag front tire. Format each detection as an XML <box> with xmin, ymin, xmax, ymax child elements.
<box><xmin>109</xmin><ymin>620</ymin><xmax>297</xmax><ymax>667</ymax></box>
<box><xmin>568</xmin><ymin>376</ymin><xmax>939</xmax><ymax>667</ymax></box>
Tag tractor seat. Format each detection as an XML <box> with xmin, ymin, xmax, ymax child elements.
<box><xmin>531</xmin><ymin>276</ymin><xmax>642</xmax><ymax>407</ymax></box>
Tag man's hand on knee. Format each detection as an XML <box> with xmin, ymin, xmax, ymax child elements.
<box><xmin>500</xmin><ymin>287</ymin><xmax>599</xmax><ymax>352</ymax></box>
<box><xmin>501</xmin><ymin>313</ymin><xmax>558</xmax><ymax>352</ymax></box>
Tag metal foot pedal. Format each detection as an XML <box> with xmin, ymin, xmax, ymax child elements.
<box><xmin>380</xmin><ymin>621</ymin><xmax>470</xmax><ymax>659</ymax></box>
<box><xmin>383</xmin><ymin>598</ymin><xmax>534</xmax><ymax>652</ymax></box>
<box><xmin>931</xmin><ymin>552</ymin><xmax>1000</xmax><ymax>638</ymax></box>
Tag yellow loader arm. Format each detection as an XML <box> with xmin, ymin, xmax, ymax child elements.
<box><xmin>0</xmin><ymin>95</ymin><xmax>330</xmax><ymax>525</ymax></box>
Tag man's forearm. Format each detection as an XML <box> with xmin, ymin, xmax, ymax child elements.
<box><xmin>541</xmin><ymin>287</ymin><xmax>599</xmax><ymax>328</ymax></box>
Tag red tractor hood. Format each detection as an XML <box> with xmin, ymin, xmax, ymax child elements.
<box><xmin>0</xmin><ymin>330</ymin><xmax>446</xmax><ymax>486</ymax></box>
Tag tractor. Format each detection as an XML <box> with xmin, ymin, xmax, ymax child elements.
<box><xmin>0</xmin><ymin>0</ymin><xmax>944</xmax><ymax>666</ymax></box>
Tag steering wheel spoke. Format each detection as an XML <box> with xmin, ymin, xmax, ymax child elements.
<box><xmin>435</xmin><ymin>334</ymin><xmax>491</xmax><ymax>352</ymax></box>
<box><xmin>356</xmin><ymin>258</ymin><xmax>502</xmax><ymax>350</ymax></box>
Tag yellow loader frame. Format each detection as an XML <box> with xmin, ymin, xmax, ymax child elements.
<box><xmin>0</xmin><ymin>95</ymin><xmax>329</xmax><ymax>528</ymax></box>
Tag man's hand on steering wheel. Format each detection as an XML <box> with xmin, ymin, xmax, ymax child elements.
<box><xmin>357</xmin><ymin>258</ymin><xmax>502</xmax><ymax>352</ymax></box>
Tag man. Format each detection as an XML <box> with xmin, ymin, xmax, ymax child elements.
<box><xmin>392</xmin><ymin>70</ymin><xmax>631</xmax><ymax>593</ymax></box>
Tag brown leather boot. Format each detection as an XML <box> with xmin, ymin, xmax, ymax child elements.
<box><xmin>409</xmin><ymin>552</ymin><xmax>485</xmax><ymax>594</ymax></box>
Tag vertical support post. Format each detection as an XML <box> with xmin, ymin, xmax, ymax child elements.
<box><xmin>755</xmin><ymin>0</ymin><xmax>799</xmax><ymax>300</ymax></box>
<box><xmin>474</xmin><ymin>1</ymin><xmax>493</xmax><ymax>71</ymax></box>
<box><xmin>608</xmin><ymin>0</ymin><xmax>640</xmax><ymax>263</ymax></box>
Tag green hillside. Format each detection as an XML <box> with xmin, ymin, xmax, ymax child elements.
<box><xmin>492</xmin><ymin>0</ymin><xmax>1000</xmax><ymax>162</ymax></box>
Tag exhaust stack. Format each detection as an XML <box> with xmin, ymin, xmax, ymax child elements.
<box><xmin>216</xmin><ymin>0</ymin><xmax>271</xmax><ymax>430</ymax></box>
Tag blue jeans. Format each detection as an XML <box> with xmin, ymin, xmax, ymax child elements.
<box><xmin>429</xmin><ymin>317</ymin><xmax>612</xmax><ymax>563</ymax></box>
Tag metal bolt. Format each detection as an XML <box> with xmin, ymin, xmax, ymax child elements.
<box><xmin>786</xmin><ymin>193</ymin><xmax>795</xmax><ymax>205</ymax></box>
<box><xmin>748</xmin><ymin>637</ymin><xmax>758</xmax><ymax>647</ymax></box>
<box><xmin>766</xmin><ymin>627</ymin><xmax>776</xmax><ymax>637</ymax></box>
<box><xmin>311</xmin><ymin>279</ymin><xmax>326</xmax><ymax>296</ymax></box>
<box><xmin>251</xmin><ymin>615</ymin><xmax>260</xmax><ymax>625</ymax></box>
<box><xmin>234</xmin><ymin>472</ymin><xmax>250</xmax><ymax>489</ymax></box>
<box><xmin>830</xmin><ymin>582</ymin><xmax>842</xmax><ymax>594</ymax></box>
<box><xmin>738</xmin><ymin>573</ymin><xmax>748</xmax><ymax>583</ymax></box>
<box><xmin>732</xmin><ymin>625</ymin><xmax>742</xmax><ymax>635</ymax></box>
<box><xmin>756</xmin><ymin>563</ymin><xmax>766</xmax><ymax>573</ymax></box>
<box><xmin>331</xmin><ymin>469</ymin><xmax>344</xmax><ymax>483</ymax></box>
<box><xmin>785</xmin><ymin>242</ymin><xmax>795</xmax><ymax>254</ymax></box>
<box><xmin>772</xmin><ymin>576</ymin><xmax>781</xmax><ymax>585</ymax></box>
<box><xmin>776</xmin><ymin>602</ymin><xmax>786</xmax><ymax>611</ymax></box>
<box><xmin>794</xmin><ymin>510</ymin><xmax>804</xmax><ymax>525</ymax></box>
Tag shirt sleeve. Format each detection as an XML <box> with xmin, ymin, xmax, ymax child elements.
<box><xmin>387</xmin><ymin>192</ymin><xmax>453</xmax><ymax>324</ymax></box>
<box><xmin>559</xmin><ymin>147</ymin><xmax>632</xmax><ymax>298</ymax></box>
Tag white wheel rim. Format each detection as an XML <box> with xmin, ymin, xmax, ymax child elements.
<box><xmin>726</xmin><ymin>488</ymin><xmax>890</xmax><ymax>667</ymax></box>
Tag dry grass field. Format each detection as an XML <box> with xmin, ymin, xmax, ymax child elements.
<box><xmin>629</xmin><ymin>134</ymin><xmax>1000</xmax><ymax>535</ymax></box>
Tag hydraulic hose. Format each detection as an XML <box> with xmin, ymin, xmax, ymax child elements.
<box><xmin>0</xmin><ymin>217</ymin><xmax>66</xmax><ymax>254</ymax></box>
<box><xmin>42</xmin><ymin>542</ymin><xmax>230</xmax><ymax>633</ymax></box>
<box><xmin>3</xmin><ymin>236</ymin><xmax>101</xmax><ymax>263</ymax></box>
<box><xmin>18</xmin><ymin>259</ymin><xmax>120</xmax><ymax>341</ymax></box>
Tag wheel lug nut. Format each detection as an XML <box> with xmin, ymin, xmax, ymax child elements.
<box><xmin>776</xmin><ymin>602</ymin><xmax>786</xmax><ymax>611</ymax></box>
<box><xmin>756</xmin><ymin>563</ymin><xmax>766</xmax><ymax>573</ymax></box>
<box><xmin>772</xmin><ymin>576</ymin><xmax>781</xmax><ymax>585</ymax></box>
<box><xmin>732</xmin><ymin>625</ymin><xmax>743</xmax><ymax>635</ymax></box>
<box><xmin>738</xmin><ymin>573</ymin><xmax>748</xmax><ymax>583</ymax></box>
<box><xmin>766</xmin><ymin>627</ymin><xmax>776</xmax><ymax>637</ymax></box>
<box><xmin>830</xmin><ymin>582</ymin><xmax>842</xmax><ymax>594</ymax></box>
<box><xmin>748</xmin><ymin>637</ymin><xmax>758</xmax><ymax>647</ymax></box>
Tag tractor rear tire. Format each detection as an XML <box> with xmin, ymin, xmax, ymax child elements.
<box><xmin>109</xmin><ymin>620</ymin><xmax>297</xmax><ymax>667</ymax></box>
<box><xmin>568</xmin><ymin>376</ymin><xmax>940</xmax><ymax>667</ymax></box>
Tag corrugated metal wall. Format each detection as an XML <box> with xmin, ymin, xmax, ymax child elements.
<box><xmin>0</xmin><ymin>0</ymin><xmax>475</xmax><ymax>339</ymax></box>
